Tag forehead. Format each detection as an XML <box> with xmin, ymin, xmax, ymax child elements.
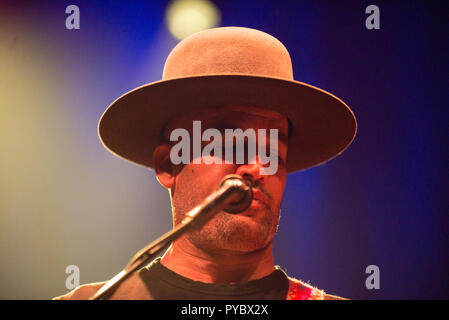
<box><xmin>165</xmin><ymin>106</ymin><xmax>289</xmax><ymax>141</ymax></box>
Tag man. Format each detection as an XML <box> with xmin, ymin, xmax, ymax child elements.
<box><xmin>54</xmin><ymin>27</ymin><xmax>356</xmax><ymax>300</ymax></box>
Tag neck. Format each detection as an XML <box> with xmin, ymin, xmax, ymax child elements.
<box><xmin>160</xmin><ymin>237</ymin><xmax>275</xmax><ymax>284</ymax></box>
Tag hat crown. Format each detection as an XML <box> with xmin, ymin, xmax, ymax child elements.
<box><xmin>162</xmin><ymin>27</ymin><xmax>294</xmax><ymax>80</ymax></box>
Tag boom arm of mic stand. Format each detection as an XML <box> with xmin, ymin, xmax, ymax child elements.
<box><xmin>89</xmin><ymin>179</ymin><xmax>249</xmax><ymax>300</ymax></box>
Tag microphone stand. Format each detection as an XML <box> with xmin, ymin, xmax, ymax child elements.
<box><xmin>89</xmin><ymin>175</ymin><xmax>252</xmax><ymax>300</ymax></box>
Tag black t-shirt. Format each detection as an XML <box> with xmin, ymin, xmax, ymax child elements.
<box><xmin>137</xmin><ymin>258</ymin><xmax>290</xmax><ymax>300</ymax></box>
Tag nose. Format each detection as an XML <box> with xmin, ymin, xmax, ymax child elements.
<box><xmin>235</xmin><ymin>162</ymin><xmax>265</xmax><ymax>187</ymax></box>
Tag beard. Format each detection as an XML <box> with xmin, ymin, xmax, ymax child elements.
<box><xmin>170</xmin><ymin>166</ymin><xmax>282</xmax><ymax>254</ymax></box>
<box><xmin>188</xmin><ymin>208</ymin><xmax>280</xmax><ymax>253</ymax></box>
<box><xmin>173</xmin><ymin>190</ymin><xmax>281</xmax><ymax>254</ymax></box>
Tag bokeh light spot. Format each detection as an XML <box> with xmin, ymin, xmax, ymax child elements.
<box><xmin>165</xmin><ymin>0</ymin><xmax>221</xmax><ymax>40</ymax></box>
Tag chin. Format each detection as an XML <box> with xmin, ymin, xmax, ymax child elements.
<box><xmin>186</xmin><ymin>207</ymin><xmax>279</xmax><ymax>253</ymax></box>
<box><xmin>190</xmin><ymin>222</ymin><xmax>275</xmax><ymax>254</ymax></box>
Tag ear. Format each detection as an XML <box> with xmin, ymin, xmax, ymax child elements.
<box><xmin>153</xmin><ymin>144</ymin><xmax>178</xmax><ymax>189</ymax></box>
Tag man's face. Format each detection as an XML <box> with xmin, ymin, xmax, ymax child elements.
<box><xmin>161</xmin><ymin>106</ymin><xmax>289</xmax><ymax>254</ymax></box>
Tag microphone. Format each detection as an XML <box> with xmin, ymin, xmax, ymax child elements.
<box><xmin>179</xmin><ymin>174</ymin><xmax>253</xmax><ymax>226</ymax></box>
<box><xmin>89</xmin><ymin>174</ymin><xmax>253</xmax><ymax>300</ymax></box>
<box><xmin>218</xmin><ymin>174</ymin><xmax>253</xmax><ymax>214</ymax></box>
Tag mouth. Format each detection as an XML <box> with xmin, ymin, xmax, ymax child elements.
<box><xmin>237</xmin><ymin>189</ymin><xmax>270</xmax><ymax>212</ymax></box>
<box><xmin>252</xmin><ymin>189</ymin><xmax>270</xmax><ymax>205</ymax></box>
<box><xmin>249</xmin><ymin>199</ymin><xmax>268</xmax><ymax>209</ymax></box>
<box><xmin>223</xmin><ymin>186</ymin><xmax>271</xmax><ymax>215</ymax></box>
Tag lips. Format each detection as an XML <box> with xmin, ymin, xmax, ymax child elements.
<box><xmin>251</xmin><ymin>189</ymin><xmax>270</xmax><ymax>208</ymax></box>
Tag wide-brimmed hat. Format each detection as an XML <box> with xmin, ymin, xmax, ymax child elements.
<box><xmin>98</xmin><ymin>27</ymin><xmax>357</xmax><ymax>173</ymax></box>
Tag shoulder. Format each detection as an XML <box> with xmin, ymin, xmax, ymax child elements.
<box><xmin>53</xmin><ymin>281</ymin><xmax>107</xmax><ymax>300</ymax></box>
<box><xmin>52</xmin><ymin>272</ymin><xmax>153</xmax><ymax>300</ymax></box>
<box><xmin>286</xmin><ymin>277</ymin><xmax>348</xmax><ymax>300</ymax></box>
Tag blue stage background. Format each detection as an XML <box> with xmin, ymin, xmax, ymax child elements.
<box><xmin>0</xmin><ymin>0</ymin><xmax>447</xmax><ymax>299</ymax></box>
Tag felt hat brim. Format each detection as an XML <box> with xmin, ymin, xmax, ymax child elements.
<box><xmin>98</xmin><ymin>74</ymin><xmax>357</xmax><ymax>173</ymax></box>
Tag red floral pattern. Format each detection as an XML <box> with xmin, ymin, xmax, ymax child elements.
<box><xmin>286</xmin><ymin>278</ymin><xmax>325</xmax><ymax>300</ymax></box>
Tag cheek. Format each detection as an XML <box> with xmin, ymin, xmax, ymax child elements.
<box><xmin>179</xmin><ymin>162</ymin><xmax>238</xmax><ymax>189</ymax></box>
<box><xmin>199</xmin><ymin>154</ymin><xmax>226</xmax><ymax>165</ymax></box>
<box><xmin>267</xmin><ymin>171</ymin><xmax>287</xmax><ymax>202</ymax></box>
